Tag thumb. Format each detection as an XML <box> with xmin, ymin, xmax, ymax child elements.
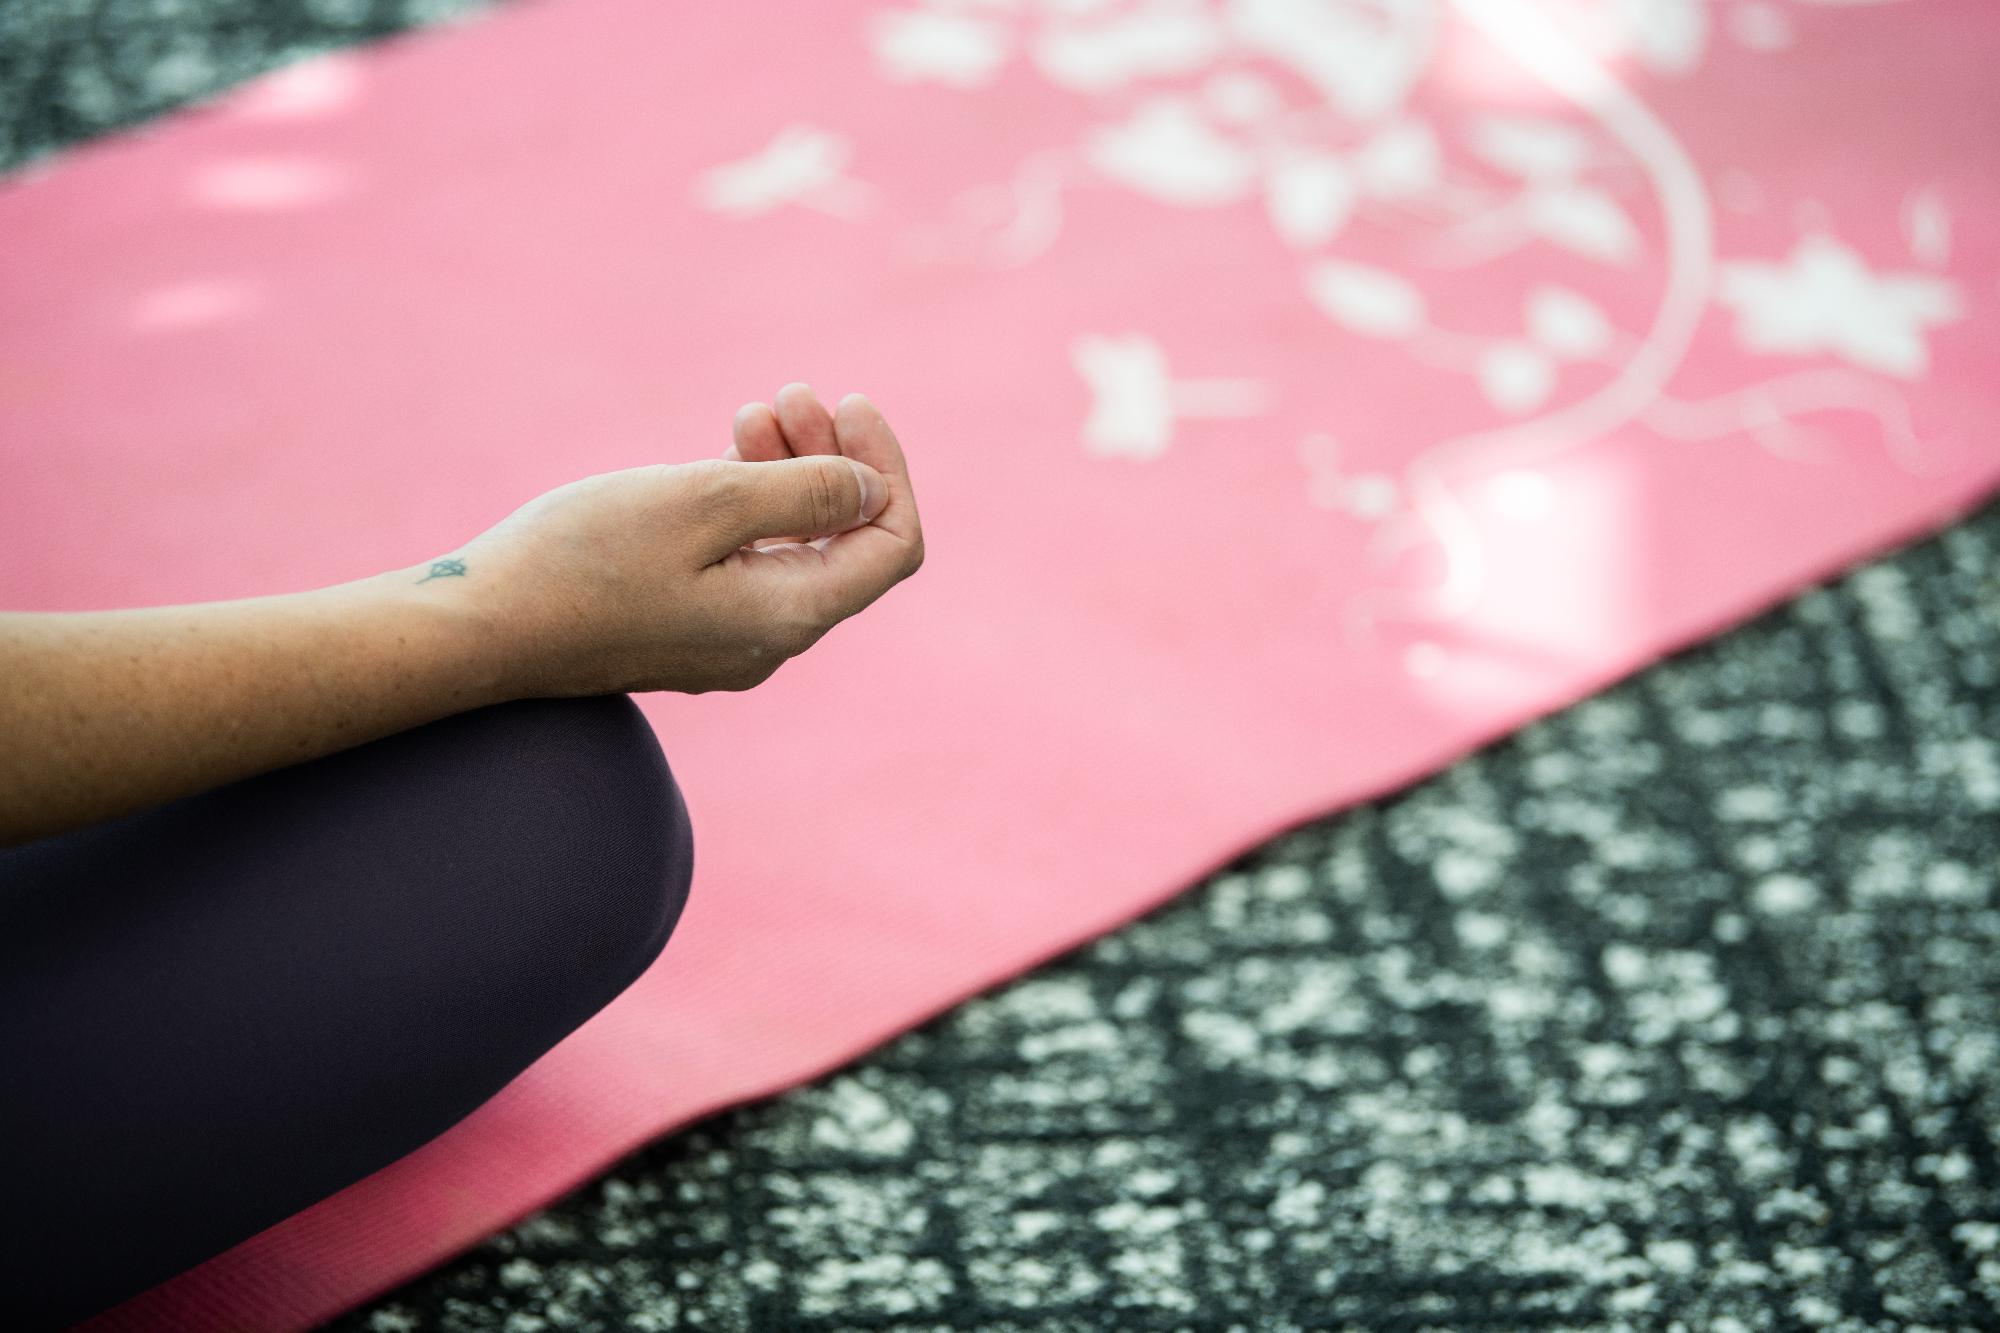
<box><xmin>713</xmin><ymin>455</ymin><xmax>889</xmax><ymax>550</ymax></box>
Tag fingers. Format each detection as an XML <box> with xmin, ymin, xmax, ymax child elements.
<box><xmin>706</xmin><ymin>388</ymin><xmax>923</xmax><ymax>629</ymax></box>
<box><xmin>802</xmin><ymin>525</ymin><xmax>921</xmax><ymax>622</ymax></box>
<box><xmin>729</xmin><ymin>387</ymin><xmax>833</xmax><ymax>544</ymax></box>
<box><xmin>731</xmin><ymin>391</ymin><xmax>811</xmax><ymax>545</ymax></box>
<box><xmin>729</xmin><ymin>402</ymin><xmax>785</xmax><ymax>463</ymax></box>
<box><xmin>727</xmin><ymin>384</ymin><xmax>837</xmax><ymax>463</ymax></box>
<box><xmin>699</xmin><ymin>454</ymin><xmax>888</xmax><ymax>560</ymax></box>
<box><xmin>775</xmin><ymin>395</ymin><xmax>925</xmax><ymax>623</ymax></box>
<box><xmin>773</xmin><ymin>382</ymin><xmax>839</xmax><ymax>456</ymax></box>
<box><xmin>832</xmin><ymin>393</ymin><xmax>921</xmax><ymax>548</ymax></box>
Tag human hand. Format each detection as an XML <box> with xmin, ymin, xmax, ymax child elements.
<box><xmin>449</xmin><ymin>386</ymin><xmax>923</xmax><ymax>696</ymax></box>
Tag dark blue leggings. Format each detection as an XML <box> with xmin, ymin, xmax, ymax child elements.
<box><xmin>0</xmin><ymin>694</ymin><xmax>694</xmax><ymax>1329</ymax></box>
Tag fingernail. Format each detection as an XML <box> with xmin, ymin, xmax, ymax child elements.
<box><xmin>722</xmin><ymin>443</ymin><xmax>742</xmax><ymax>461</ymax></box>
<box><xmin>848</xmin><ymin>458</ymin><xmax>888</xmax><ymax>523</ymax></box>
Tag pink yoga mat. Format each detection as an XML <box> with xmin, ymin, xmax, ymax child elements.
<box><xmin>4</xmin><ymin>0</ymin><xmax>1995</xmax><ymax>1326</ymax></box>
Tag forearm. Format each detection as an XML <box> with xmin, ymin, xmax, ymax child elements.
<box><xmin>0</xmin><ymin>564</ymin><xmax>516</xmax><ymax>847</ymax></box>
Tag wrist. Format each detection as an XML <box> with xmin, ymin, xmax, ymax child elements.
<box><xmin>356</xmin><ymin>562</ymin><xmax>523</xmax><ymax>710</ymax></box>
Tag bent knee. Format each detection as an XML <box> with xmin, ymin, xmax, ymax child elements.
<box><xmin>526</xmin><ymin>694</ymin><xmax>694</xmax><ymax>1007</ymax></box>
<box><xmin>439</xmin><ymin>694</ymin><xmax>694</xmax><ymax>1032</ymax></box>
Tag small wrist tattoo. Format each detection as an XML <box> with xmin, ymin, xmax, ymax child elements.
<box><xmin>416</xmin><ymin>558</ymin><xmax>468</xmax><ymax>585</ymax></box>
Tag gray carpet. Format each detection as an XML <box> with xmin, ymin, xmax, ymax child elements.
<box><xmin>11</xmin><ymin>5</ymin><xmax>2000</xmax><ymax>1329</ymax></box>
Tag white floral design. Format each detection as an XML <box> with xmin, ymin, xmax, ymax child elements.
<box><xmin>693</xmin><ymin>0</ymin><xmax>1978</xmax><ymax>631</ymax></box>
<box><xmin>1613</xmin><ymin>0</ymin><xmax>1709</xmax><ymax>75</ymax></box>
<box><xmin>1716</xmin><ymin>233</ymin><xmax>1965</xmax><ymax>380</ymax></box>
<box><xmin>1074</xmin><ymin>334</ymin><xmax>1177</xmax><ymax>460</ymax></box>
<box><xmin>1084</xmin><ymin>97</ymin><xmax>1256</xmax><ymax>207</ymax></box>
<box><xmin>1307</xmin><ymin>261</ymin><xmax>1426</xmax><ymax>340</ymax></box>
<box><xmin>694</xmin><ymin>125</ymin><xmax>871</xmax><ymax>219</ymax></box>
<box><xmin>1073</xmin><ymin>334</ymin><xmax>1268</xmax><ymax>460</ymax></box>
<box><xmin>870</xmin><ymin>9</ymin><xmax>1011</xmax><ymax>87</ymax></box>
<box><xmin>1033</xmin><ymin>0</ymin><xmax>1225</xmax><ymax>92</ymax></box>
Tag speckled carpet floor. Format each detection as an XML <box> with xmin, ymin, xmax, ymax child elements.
<box><xmin>10</xmin><ymin>3</ymin><xmax>2000</xmax><ymax>1329</ymax></box>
